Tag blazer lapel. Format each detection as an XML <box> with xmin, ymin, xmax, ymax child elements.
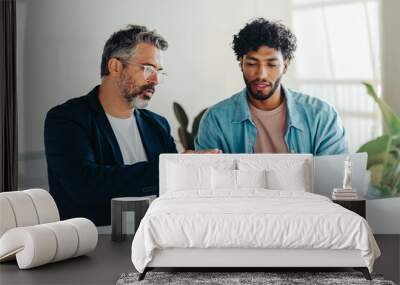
<box><xmin>134</xmin><ymin>109</ymin><xmax>157</xmax><ymax>161</ymax></box>
<box><xmin>87</xmin><ymin>86</ymin><xmax>124</xmax><ymax>165</ymax></box>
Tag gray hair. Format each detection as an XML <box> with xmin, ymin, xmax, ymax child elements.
<box><xmin>100</xmin><ymin>25</ymin><xmax>168</xmax><ymax>77</ymax></box>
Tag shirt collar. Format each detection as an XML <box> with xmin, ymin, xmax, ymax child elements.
<box><xmin>231</xmin><ymin>88</ymin><xmax>252</xmax><ymax>124</ymax></box>
<box><xmin>283</xmin><ymin>86</ymin><xmax>304</xmax><ymax>131</ymax></box>
<box><xmin>232</xmin><ymin>86</ymin><xmax>304</xmax><ymax>131</ymax></box>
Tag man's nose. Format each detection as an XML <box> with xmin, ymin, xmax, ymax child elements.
<box><xmin>146</xmin><ymin>72</ymin><xmax>159</xmax><ymax>85</ymax></box>
<box><xmin>256</xmin><ymin>66</ymin><xmax>268</xmax><ymax>79</ymax></box>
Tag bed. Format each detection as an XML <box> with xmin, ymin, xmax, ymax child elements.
<box><xmin>131</xmin><ymin>154</ymin><xmax>380</xmax><ymax>280</ymax></box>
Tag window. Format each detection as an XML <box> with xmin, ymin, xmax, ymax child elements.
<box><xmin>291</xmin><ymin>0</ymin><xmax>381</xmax><ymax>152</ymax></box>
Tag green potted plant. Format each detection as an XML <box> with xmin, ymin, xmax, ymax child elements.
<box><xmin>357</xmin><ymin>82</ymin><xmax>400</xmax><ymax>198</ymax></box>
<box><xmin>173</xmin><ymin>102</ymin><xmax>207</xmax><ymax>151</ymax></box>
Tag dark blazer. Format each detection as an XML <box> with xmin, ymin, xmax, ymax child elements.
<box><xmin>44</xmin><ymin>86</ymin><xmax>177</xmax><ymax>226</ymax></box>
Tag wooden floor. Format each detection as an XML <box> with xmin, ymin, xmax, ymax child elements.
<box><xmin>0</xmin><ymin>235</ymin><xmax>398</xmax><ymax>284</ymax></box>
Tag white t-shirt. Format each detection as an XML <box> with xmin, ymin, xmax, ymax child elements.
<box><xmin>106</xmin><ymin>113</ymin><xmax>148</xmax><ymax>165</ymax></box>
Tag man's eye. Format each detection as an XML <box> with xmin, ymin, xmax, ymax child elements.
<box><xmin>145</xmin><ymin>66</ymin><xmax>155</xmax><ymax>72</ymax></box>
<box><xmin>245</xmin><ymin>62</ymin><xmax>256</xmax><ymax>66</ymax></box>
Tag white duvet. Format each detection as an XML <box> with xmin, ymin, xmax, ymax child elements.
<box><xmin>131</xmin><ymin>190</ymin><xmax>380</xmax><ymax>273</ymax></box>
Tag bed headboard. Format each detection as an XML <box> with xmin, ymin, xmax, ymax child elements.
<box><xmin>159</xmin><ymin>153</ymin><xmax>314</xmax><ymax>196</ymax></box>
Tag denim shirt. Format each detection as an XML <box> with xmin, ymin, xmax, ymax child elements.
<box><xmin>195</xmin><ymin>86</ymin><xmax>348</xmax><ymax>155</ymax></box>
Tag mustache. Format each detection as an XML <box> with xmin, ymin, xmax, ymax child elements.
<box><xmin>249</xmin><ymin>79</ymin><xmax>272</xmax><ymax>85</ymax></box>
<box><xmin>139</xmin><ymin>84</ymin><xmax>155</xmax><ymax>93</ymax></box>
<box><xmin>243</xmin><ymin>74</ymin><xmax>282</xmax><ymax>102</ymax></box>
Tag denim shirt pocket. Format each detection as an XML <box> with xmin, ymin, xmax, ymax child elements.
<box><xmin>286</xmin><ymin>126</ymin><xmax>309</xmax><ymax>154</ymax></box>
<box><xmin>245</xmin><ymin>119</ymin><xmax>257</xmax><ymax>153</ymax></box>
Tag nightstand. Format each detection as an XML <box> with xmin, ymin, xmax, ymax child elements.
<box><xmin>111</xmin><ymin>195</ymin><xmax>156</xmax><ymax>242</ymax></box>
<box><xmin>332</xmin><ymin>199</ymin><xmax>366</xmax><ymax>218</ymax></box>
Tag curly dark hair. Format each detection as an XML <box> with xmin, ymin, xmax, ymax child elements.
<box><xmin>232</xmin><ymin>18</ymin><xmax>297</xmax><ymax>62</ymax></box>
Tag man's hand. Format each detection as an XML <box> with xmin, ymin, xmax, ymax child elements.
<box><xmin>183</xmin><ymin>149</ymin><xmax>222</xmax><ymax>154</ymax></box>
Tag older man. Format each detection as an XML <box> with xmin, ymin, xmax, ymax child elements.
<box><xmin>44</xmin><ymin>25</ymin><xmax>218</xmax><ymax>226</ymax></box>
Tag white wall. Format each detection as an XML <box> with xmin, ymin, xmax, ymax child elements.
<box><xmin>381</xmin><ymin>0</ymin><xmax>400</xmax><ymax>116</ymax></box>
<box><xmin>16</xmin><ymin>0</ymin><xmax>292</xmax><ymax>188</ymax></box>
<box><xmin>366</xmin><ymin>0</ymin><xmax>400</xmax><ymax>235</ymax></box>
<box><xmin>16</xmin><ymin>0</ymin><xmax>399</xmax><ymax>234</ymax></box>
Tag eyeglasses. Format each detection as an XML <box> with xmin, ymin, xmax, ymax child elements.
<box><xmin>123</xmin><ymin>62</ymin><xmax>168</xmax><ymax>83</ymax></box>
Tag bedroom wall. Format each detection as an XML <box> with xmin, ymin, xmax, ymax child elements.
<box><xmin>16</xmin><ymin>0</ymin><xmax>399</xmax><ymax>233</ymax></box>
<box><xmin>366</xmin><ymin>0</ymin><xmax>400</xmax><ymax>235</ymax></box>
<box><xmin>16</xmin><ymin>0</ymin><xmax>293</xmax><ymax>189</ymax></box>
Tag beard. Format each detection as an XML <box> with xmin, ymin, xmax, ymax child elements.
<box><xmin>117</xmin><ymin>73</ymin><xmax>155</xmax><ymax>109</ymax></box>
<box><xmin>129</xmin><ymin>96</ymin><xmax>150</xmax><ymax>109</ymax></box>
<box><xmin>243</xmin><ymin>74</ymin><xmax>283</xmax><ymax>101</ymax></box>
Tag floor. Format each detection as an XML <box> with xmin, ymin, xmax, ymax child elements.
<box><xmin>373</xmin><ymin>235</ymin><xmax>400</xmax><ymax>284</ymax></box>
<box><xmin>0</xmin><ymin>235</ymin><xmax>398</xmax><ymax>285</ymax></box>
<box><xmin>0</xmin><ymin>235</ymin><xmax>133</xmax><ymax>285</ymax></box>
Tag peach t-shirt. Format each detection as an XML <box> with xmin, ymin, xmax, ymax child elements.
<box><xmin>248</xmin><ymin>98</ymin><xmax>289</xmax><ymax>153</ymax></box>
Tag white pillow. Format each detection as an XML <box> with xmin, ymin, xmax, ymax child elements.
<box><xmin>266</xmin><ymin>162</ymin><xmax>307</xmax><ymax>191</ymax></box>
<box><xmin>237</xmin><ymin>159</ymin><xmax>310</xmax><ymax>192</ymax></box>
<box><xmin>167</xmin><ymin>162</ymin><xmax>212</xmax><ymax>191</ymax></box>
<box><xmin>211</xmin><ymin>168</ymin><xmax>268</xmax><ymax>190</ymax></box>
<box><xmin>211</xmin><ymin>168</ymin><xmax>236</xmax><ymax>190</ymax></box>
<box><xmin>236</xmin><ymin>169</ymin><xmax>267</xmax><ymax>188</ymax></box>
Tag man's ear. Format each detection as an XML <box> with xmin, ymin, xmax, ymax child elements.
<box><xmin>283</xmin><ymin>59</ymin><xmax>290</xmax><ymax>74</ymax></box>
<box><xmin>108</xmin><ymin>58</ymin><xmax>123</xmax><ymax>75</ymax></box>
<box><xmin>239</xmin><ymin>58</ymin><xmax>243</xmax><ymax>72</ymax></box>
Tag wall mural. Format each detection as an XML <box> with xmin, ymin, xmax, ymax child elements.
<box><xmin>359</xmin><ymin>83</ymin><xmax>400</xmax><ymax>199</ymax></box>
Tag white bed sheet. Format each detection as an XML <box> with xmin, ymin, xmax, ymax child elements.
<box><xmin>131</xmin><ymin>190</ymin><xmax>380</xmax><ymax>273</ymax></box>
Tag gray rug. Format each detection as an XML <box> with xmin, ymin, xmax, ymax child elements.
<box><xmin>116</xmin><ymin>271</ymin><xmax>396</xmax><ymax>285</ymax></box>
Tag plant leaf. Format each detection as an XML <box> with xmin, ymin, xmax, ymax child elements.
<box><xmin>173</xmin><ymin>102</ymin><xmax>189</xmax><ymax>129</ymax></box>
<box><xmin>369</xmin><ymin>164</ymin><xmax>383</xmax><ymax>186</ymax></box>
<box><xmin>357</xmin><ymin>134</ymin><xmax>391</xmax><ymax>169</ymax></box>
<box><xmin>363</xmin><ymin>82</ymin><xmax>400</xmax><ymax>134</ymax></box>
<box><xmin>178</xmin><ymin>127</ymin><xmax>193</xmax><ymax>150</ymax></box>
<box><xmin>192</xmin><ymin>108</ymin><xmax>208</xmax><ymax>138</ymax></box>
